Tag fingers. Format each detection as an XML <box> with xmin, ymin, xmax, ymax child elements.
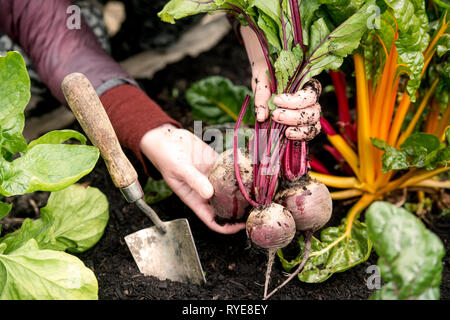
<box><xmin>253</xmin><ymin>72</ymin><xmax>271</xmax><ymax>122</ymax></box>
<box><xmin>285</xmin><ymin>121</ymin><xmax>322</xmax><ymax>141</ymax></box>
<box><xmin>181</xmin><ymin>165</ymin><xmax>214</xmax><ymax>200</ymax></box>
<box><xmin>272</xmin><ymin>103</ymin><xmax>321</xmax><ymax>126</ymax></box>
<box><xmin>169</xmin><ymin>178</ymin><xmax>245</xmax><ymax>235</ymax></box>
<box><xmin>273</xmin><ymin>86</ymin><xmax>318</xmax><ymax>110</ymax></box>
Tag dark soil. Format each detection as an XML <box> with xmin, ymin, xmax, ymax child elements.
<box><xmin>4</xmin><ymin>32</ymin><xmax>449</xmax><ymax>301</ymax></box>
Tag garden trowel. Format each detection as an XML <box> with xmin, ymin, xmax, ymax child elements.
<box><xmin>62</xmin><ymin>73</ymin><xmax>206</xmax><ymax>285</ymax></box>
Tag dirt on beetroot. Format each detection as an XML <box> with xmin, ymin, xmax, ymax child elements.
<box><xmin>3</xmin><ymin>32</ymin><xmax>449</xmax><ymax>300</ymax></box>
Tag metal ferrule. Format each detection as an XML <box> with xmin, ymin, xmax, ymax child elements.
<box><xmin>120</xmin><ymin>181</ymin><xmax>144</xmax><ymax>203</ymax></box>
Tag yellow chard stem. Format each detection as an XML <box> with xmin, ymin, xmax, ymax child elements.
<box><xmin>327</xmin><ymin>134</ymin><xmax>363</xmax><ymax>182</ymax></box>
<box><xmin>397</xmin><ymin>78</ymin><xmax>439</xmax><ymax>147</ymax></box>
<box><xmin>354</xmin><ymin>54</ymin><xmax>375</xmax><ymax>185</ymax></box>
<box><xmin>309</xmin><ymin>171</ymin><xmax>361</xmax><ymax>189</ymax></box>
<box><xmin>330</xmin><ymin>189</ymin><xmax>363</xmax><ymax>200</ymax></box>
<box><xmin>412</xmin><ymin>179</ymin><xmax>450</xmax><ymax>189</ymax></box>
<box><xmin>399</xmin><ymin>167</ymin><xmax>450</xmax><ymax>189</ymax></box>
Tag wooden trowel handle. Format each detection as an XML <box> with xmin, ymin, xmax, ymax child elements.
<box><xmin>61</xmin><ymin>73</ymin><xmax>138</xmax><ymax>189</ymax></box>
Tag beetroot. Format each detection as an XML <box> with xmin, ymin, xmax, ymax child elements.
<box><xmin>246</xmin><ymin>203</ymin><xmax>296</xmax><ymax>249</ymax></box>
<box><xmin>275</xmin><ymin>177</ymin><xmax>332</xmax><ymax>232</ymax></box>
<box><xmin>208</xmin><ymin>148</ymin><xmax>253</xmax><ymax>220</ymax></box>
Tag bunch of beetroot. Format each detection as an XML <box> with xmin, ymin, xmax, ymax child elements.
<box><xmin>208</xmin><ymin>87</ymin><xmax>333</xmax><ymax>298</ymax></box>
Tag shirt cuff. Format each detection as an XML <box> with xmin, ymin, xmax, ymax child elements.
<box><xmin>100</xmin><ymin>84</ymin><xmax>182</xmax><ymax>174</ymax></box>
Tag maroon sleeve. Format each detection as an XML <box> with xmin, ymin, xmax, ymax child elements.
<box><xmin>100</xmin><ymin>84</ymin><xmax>182</xmax><ymax>174</ymax></box>
<box><xmin>0</xmin><ymin>0</ymin><xmax>136</xmax><ymax>102</ymax></box>
<box><xmin>0</xmin><ymin>0</ymin><xmax>183</xmax><ymax>169</ymax></box>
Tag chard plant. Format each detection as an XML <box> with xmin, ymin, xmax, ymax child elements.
<box><xmin>311</xmin><ymin>3</ymin><xmax>449</xmax><ymax>213</ymax></box>
<box><xmin>0</xmin><ymin>51</ymin><xmax>108</xmax><ymax>300</ymax></box>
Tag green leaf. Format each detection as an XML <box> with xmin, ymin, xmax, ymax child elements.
<box><xmin>143</xmin><ymin>177</ymin><xmax>173</xmax><ymax>205</ymax></box>
<box><xmin>0</xmin><ymin>144</ymin><xmax>99</xmax><ymax>196</ymax></box>
<box><xmin>0</xmin><ymin>201</ymin><xmax>12</xmax><ymax>220</ymax></box>
<box><xmin>278</xmin><ymin>218</ymin><xmax>372</xmax><ymax>283</ymax></box>
<box><xmin>0</xmin><ymin>52</ymin><xmax>29</xmax><ymax>155</ymax></box>
<box><xmin>0</xmin><ymin>185</ymin><xmax>109</xmax><ymax>254</ymax></box>
<box><xmin>27</xmin><ymin>130</ymin><xmax>87</xmax><ymax>150</ymax></box>
<box><xmin>274</xmin><ymin>49</ymin><xmax>303</xmax><ymax>93</ymax></box>
<box><xmin>371</xmin><ymin>138</ymin><xmax>410</xmax><ymax>171</ymax></box>
<box><xmin>366</xmin><ymin>201</ymin><xmax>445</xmax><ymax>300</ymax></box>
<box><xmin>362</xmin><ymin>0</ymin><xmax>429</xmax><ymax>100</ymax></box>
<box><xmin>0</xmin><ymin>239</ymin><xmax>98</xmax><ymax>300</ymax></box>
<box><xmin>297</xmin><ymin>0</ymin><xmax>376</xmax><ymax>89</ymax></box>
<box><xmin>372</xmin><ymin>133</ymin><xmax>450</xmax><ymax>171</ymax></box>
<box><xmin>185</xmin><ymin>76</ymin><xmax>255</xmax><ymax>125</ymax></box>
<box><xmin>157</xmin><ymin>0</ymin><xmax>219</xmax><ymax>24</ymax></box>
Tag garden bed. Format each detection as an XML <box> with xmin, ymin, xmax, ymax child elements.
<box><xmin>5</xmin><ymin>32</ymin><xmax>449</xmax><ymax>301</ymax></box>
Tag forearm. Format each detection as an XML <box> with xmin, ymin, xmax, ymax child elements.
<box><xmin>0</xmin><ymin>0</ymin><xmax>182</xmax><ymax>170</ymax></box>
<box><xmin>0</xmin><ymin>0</ymin><xmax>134</xmax><ymax>102</ymax></box>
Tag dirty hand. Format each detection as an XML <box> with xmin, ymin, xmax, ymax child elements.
<box><xmin>140</xmin><ymin>124</ymin><xmax>246</xmax><ymax>234</ymax></box>
<box><xmin>241</xmin><ymin>26</ymin><xmax>322</xmax><ymax>141</ymax></box>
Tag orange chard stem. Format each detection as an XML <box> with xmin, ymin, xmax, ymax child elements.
<box><xmin>387</xmin><ymin>93</ymin><xmax>412</xmax><ymax>146</ymax></box>
<box><xmin>424</xmin><ymin>98</ymin><xmax>440</xmax><ymax>134</ymax></box>
<box><xmin>436</xmin><ymin>102</ymin><xmax>450</xmax><ymax>138</ymax></box>
<box><xmin>354</xmin><ymin>54</ymin><xmax>375</xmax><ymax>185</ymax></box>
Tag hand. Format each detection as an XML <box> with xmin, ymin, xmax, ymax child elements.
<box><xmin>140</xmin><ymin>124</ymin><xmax>246</xmax><ymax>234</ymax></box>
<box><xmin>241</xmin><ymin>26</ymin><xmax>322</xmax><ymax>141</ymax></box>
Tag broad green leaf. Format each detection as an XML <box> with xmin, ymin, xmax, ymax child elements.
<box><xmin>278</xmin><ymin>218</ymin><xmax>372</xmax><ymax>283</ymax></box>
<box><xmin>185</xmin><ymin>76</ymin><xmax>255</xmax><ymax>125</ymax></box>
<box><xmin>157</xmin><ymin>0</ymin><xmax>218</xmax><ymax>24</ymax></box>
<box><xmin>362</xmin><ymin>0</ymin><xmax>429</xmax><ymax>100</ymax></box>
<box><xmin>0</xmin><ymin>144</ymin><xmax>99</xmax><ymax>196</ymax></box>
<box><xmin>371</xmin><ymin>138</ymin><xmax>409</xmax><ymax>171</ymax></box>
<box><xmin>0</xmin><ymin>239</ymin><xmax>98</xmax><ymax>300</ymax></box>
<box><xmin>372</xmin><ymin>133</ymin><xmax>450</xmax><ymax>171</ymax></box>
<box><xmin>0</xmin><ymin>185</ymin><xmax>109</xmax><ymax>254</ymax></box>
<box><xmin>274</xmin><ymin>49</ymin><xmax>303</xmax><ymax>93</ymax></box>
<box><xmin>143</xmin><ymin>177</ymin><xmax>173</xmax><ymax>205</ymax></box>
<box><xmin>366</xmin><ymin>201</ymin><xmax>445</xmax><ymax>300</ymax></box>
<box><xmin>27</xmin><ymin>130</ymin><xmax>87</xmax><ymax>150</ymax></box>
<box><xmin>318</xmin><ymin>0</ymin><xmax>367</xmax><ymax>25</ymax></box>
<box><xmin>0</xmin><ymin>52</ymin><xmax>29</xmax><ymax>155</ymax></box>
<box><xmin>0</xmin><ymin>201</ymin><xmax>11</xmax><ymax>220</ymax></box>
<box><xmin>297</xmin><ymin>0</ymin><xmax>376</xmax><ymax>89</ymax></box>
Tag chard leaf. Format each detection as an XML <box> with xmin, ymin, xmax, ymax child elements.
<box><xmin>297</xmin><ymin>0</ymin><xmax>375</xmax><ymax>89</ymax></box>
<box><xmin>372</xmin><ymin>133</ymin><xmax>450</xmax><ymax>171</ymax></box>
<box><xmin>27</xmin><ymin>130</ymin><xmax>87</xmax><ymax>150</ymax></box>
<box><xmin>366</xmin><ymin>201</ymin><xmax>445</xmax><ymax>300</ymax></box>
<box><xmin>185</xmin><ymin>76</ymin><xmax>255</xmax><ymax>124</ymax></box>
<box><xmin>278</xmin><ymin>218</ymin><xmax>372</xmax><ymax>283</ymax></box>
<box><xmin>143</xmin><ymin>177</ymin><xmax>173</xmax><ymax>205</ymax></box>
<box><xmin>371</xmin><ymin>138</ymin><xmax>409</xmax><ymax>170</ymax></box>
<box><xmin>0</xmin><ymin>144</ymin><xmax>99</xmax><ymax>196</ymax></box>
<box><xmin>0</xmin><ymin>185</ymin><xmax>109</xmax><ymax>254</ymax></box>
<box><xmin>0</xmin><ymin>52</ymin><xmax>29</xmax><ymax>155</ymax></box>
<box><xmin>362</xmin><ymin>0</ymin><xmax>429</xmax><ymax>100</ymax></box>
<box><xmin>0</xmin><ymin>239</ymin><xmax>98</xmax><ymax>300</ymax></box>
<box><xmin>0</xmin><ymin>201</ymin><xmax>12</xmax><ymax>220</ymax></box>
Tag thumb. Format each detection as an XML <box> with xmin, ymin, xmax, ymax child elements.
<box><xmin>181</xmin><ymin>165</ymin><xmax>214</xmax><ymax>200</ymax></box>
